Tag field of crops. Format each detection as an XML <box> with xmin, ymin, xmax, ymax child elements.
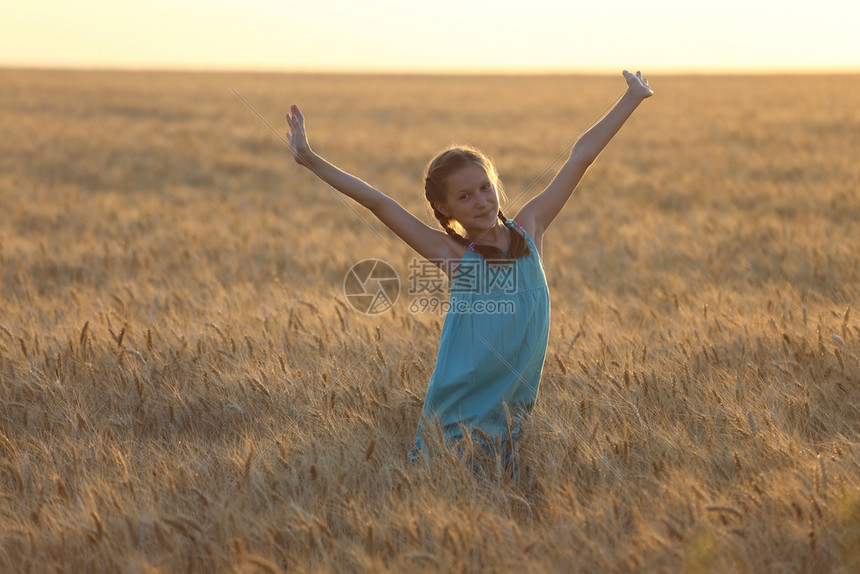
<box><xmin>1</xmin><ymin>69</ymin><xmax>859</xmax><ymax>571</ymax></box>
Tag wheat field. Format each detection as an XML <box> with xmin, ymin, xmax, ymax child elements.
<box><xmin>1</xmin><ymin>69</ymin><xmax>859</xmax><ymax>572</ymax></box>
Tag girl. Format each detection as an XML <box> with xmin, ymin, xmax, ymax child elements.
<box><xmin>286</xmin><ymin>70</ymin><xmax>653</xmax><ymax>467</ymax></box>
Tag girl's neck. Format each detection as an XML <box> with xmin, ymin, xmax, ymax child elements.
<box><xmin>464</xmin><ymin>219</ymin><xmax>507</xmax><ymax>246</ymax></box>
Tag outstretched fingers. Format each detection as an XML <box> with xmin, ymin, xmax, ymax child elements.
<box><xmin>285</xmin><ymin>104</ymin><xmax>313</xmax><ymax>165</ymax></box>
<box><xmin>286</xmin><ymin>104</ymin><xmax>302</xmax><ymax>125</ymax></box>
<box><xmin>290</xmin><ymin>105</ymin><xmax>305</xmax><ymax>129</ymax></box>
<box><xmin>285</xmin><ymin>111</ymin><xmax>294</xmax><ymax>146</ymax></box>
<box><xmin>622</xmin><ymin>69</ymin><xmax>653</xmax><ymax>97</ymax></box>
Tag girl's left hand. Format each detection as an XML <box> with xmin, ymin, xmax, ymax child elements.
<box><xmin>623</xmin><ymin>70</ymin><xmax>653</xmax><ymax>99</ymax></box>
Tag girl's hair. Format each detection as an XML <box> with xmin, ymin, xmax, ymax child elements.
<box><xmin>424</xmin><ymin>145</ymin><xmax>531</xmax><ymax>262</ymax></box>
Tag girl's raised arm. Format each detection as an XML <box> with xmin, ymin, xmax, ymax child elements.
<box><xmin>286</xmin><ymin>105</ymin><xmax>457</xmax><ymax>264</ymax></box>
<box><xmin>515</xmin><ymin>71</ymin><xmax>653</xmax><ymax>239</ymax></box>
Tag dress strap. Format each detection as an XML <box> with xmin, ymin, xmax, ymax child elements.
<box><xmin>467</xmin><ymin>241</ymin><xmax>477</xmax><ymax>252</ymax></box>
<box><xmin>505</xmin><ymin>219</ymin><xmax>526</xmax><ymax>234</ymax></box>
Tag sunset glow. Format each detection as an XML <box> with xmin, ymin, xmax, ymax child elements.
<box><xmin>2</xmin><ymin>0</ymin><xmax>858</xmax><ymax>73</ymax></box>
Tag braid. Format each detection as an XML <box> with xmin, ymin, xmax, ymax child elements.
<box><xmin>426</xmin><ymin>176</ymin><xmax>469</xmax><ymax>247</ymax></box>
<box><xmin>497</xmin><ymin>209</ymin><xmax>532</xmax><ymax>260</ymax></box>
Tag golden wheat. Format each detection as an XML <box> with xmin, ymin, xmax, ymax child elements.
<box><xmin>0</xmin><ymin>69</ymin><xmax>858</xmax><ymax>572</ymax></box>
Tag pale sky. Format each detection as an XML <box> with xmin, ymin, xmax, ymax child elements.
<box><xmin>1</xmin><ymin>0</ymin><xmax>858</xmax><ymax>72</ymax></box>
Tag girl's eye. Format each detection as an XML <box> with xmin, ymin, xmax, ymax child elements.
<box><xmin>461</xmin><ymin>194</ymin><xmax>470</xmax><ymax>200</ymax></box>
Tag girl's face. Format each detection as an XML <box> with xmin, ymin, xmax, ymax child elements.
<box><xmin>438</xmin><ymin>163</ymin><xmax>499</xmax><ymax>230</ymax></box>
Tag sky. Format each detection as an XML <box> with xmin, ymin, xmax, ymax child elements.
<box><xmin>1</xmin><ymin>0</ymin><xmax>858</xmax><ymax>73</ymax></box>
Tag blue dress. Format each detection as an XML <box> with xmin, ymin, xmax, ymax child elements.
<box><xmin>410</xmin><ymin>219</ymin><xmax>551</xmax><ymax>457</ymax></box>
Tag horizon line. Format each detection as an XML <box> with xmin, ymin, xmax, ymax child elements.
<box><xmin>2</xmin><ymin>62</ymin><xmax>859</xmax><ymax>77</ymax></box>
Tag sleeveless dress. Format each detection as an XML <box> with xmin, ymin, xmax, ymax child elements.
<box><xmin>409</xmin><ymin>219</ymin><xmax>551</xmax><ymax>458</ymax></box>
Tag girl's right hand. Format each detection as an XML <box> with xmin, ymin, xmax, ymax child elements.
<box><xmin>286</xmin><ymin>104</ymin><xmax>314</xmax><ymax>166</ymax></box>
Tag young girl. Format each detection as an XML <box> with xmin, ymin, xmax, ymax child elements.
<box><xmin>286</xmin><ymin>70</ymin><xmax>653</xmax><ymax>467</ymax></box>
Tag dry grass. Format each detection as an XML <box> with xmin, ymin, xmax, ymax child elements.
<box><xmin>1</xmin><ymin>69</ymin><xmax>859</xmax><ymax>572</ymax></box>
